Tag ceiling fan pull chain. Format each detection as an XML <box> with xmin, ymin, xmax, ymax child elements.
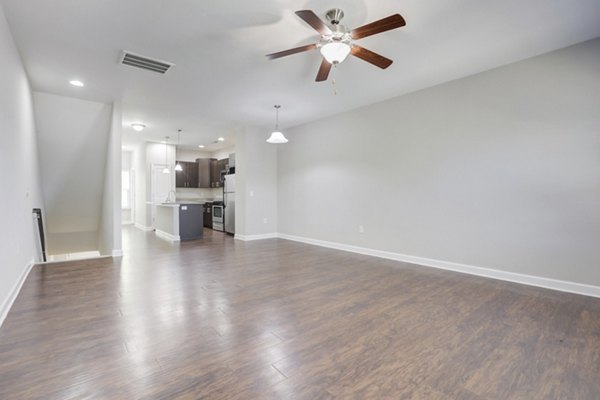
<box><xmin>331</xmin><ymin>64</ymin><xmax>338</xmax><ymax>95</ymax></box>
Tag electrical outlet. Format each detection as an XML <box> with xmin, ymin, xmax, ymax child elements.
<box><xmin>263</xmin><ymin>218</ymin><xmax>268</xmax><ymax>224</ymax></box>
<box><xmin>359</xmin><ymin>225</ymin><xmax>364</xmax><ymax>233</ymax></box>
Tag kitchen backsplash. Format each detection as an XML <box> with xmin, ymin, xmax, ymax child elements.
<box><xmin>176</xmin><ymin>187</ymin><xmax>223</xmax><ymax>201</ymax></box>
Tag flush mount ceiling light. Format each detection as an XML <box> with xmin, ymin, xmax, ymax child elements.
<box><xmin>69</xmin><ymin>80</ymin><xmax>84</xmax><ymax>87</ymax></box>
<box><xmin>267</xmin><ymin>105</ymin><xmax>288</xmax><ymax>144</ymax></box>
<box><xmin>198</xmin><ymin>145</ymin><xmax>205</xmax><ymax>148</ymax></box>
<box><xmin>217</xmin><ymin>137</ymin><xmax>225</xmax><ymax>142</ymax></box>
<box><xmin>174</xmin><ymin>129</ymin><xmax>183</xmax><ymax>172</ymax></box>
<box><xmin>130</xmin><ymin>123</ymin><xmax>146</xmax><ymax>132</ymax></box>
<box><xmin>163</xmin><ymin>136</ymin><xmax>170</xmax><ymax>174</ymax></box>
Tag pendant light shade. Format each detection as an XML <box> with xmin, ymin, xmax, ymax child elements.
<box><xmin>174</xmin><ymin>129</ymin><xmax>183</xmax><ymax>171</ymax></box>
<box><xmin>267</xmin><ymin>131</ymin><xmax>288</xmax><ymax>144</ymax></box>
<box><xmin>267</xmin><ymin>105</ymin><xmax>288</xmax><ymax>144</ymax></box>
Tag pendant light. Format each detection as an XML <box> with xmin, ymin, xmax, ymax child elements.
<box><xmin>174</xmin><ymin>129</ymin><xmax>183</xmax><ymax>172</ymax></box>
<box><xmin>162</xmin><ymin>136</ymin><xmax>170</xmax><ymax>174</ymax></box>
<box><xmin>266</xmin><ymin>105</ymin><xmax>288</xmax><ymax>144</ymax></box>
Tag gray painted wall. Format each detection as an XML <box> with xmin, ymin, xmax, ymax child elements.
<box><xmin>277</xmin><ymin>39</ymin><xmax>600</xmax><ymax>286</ymax></box>
<box><xmin>0</xmin><ymin>4</ymin><xmax>44</xmax><ymax>320</ymax></box>
<box><xmin>98</xmin><ymin>101</ymin><xmax>122</xmax><ymax>256</ymax></box>
<box><xmin>235</xmin><ymin>127</ymin><xmax>278</xmax><ymax>237</ymax></box>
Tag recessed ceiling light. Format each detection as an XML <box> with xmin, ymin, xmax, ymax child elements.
<box><xmin>198</xmin><ymin>145</ymin><xmax>205</xmax><ymax>148</ymax></box>
<box><xmin>217</xmin><ymin>137</ymin><xmax>225</xmax><ymax>142</ymax></box>
<box><xmin>131</xmin><ymin>123</ymin><xmax>146</xmax><ymax>132</ymax></box>
<box><xmin>69</xmin><ymin>80</ymin><xmax>84</xmax><ymax>87</ymax></box>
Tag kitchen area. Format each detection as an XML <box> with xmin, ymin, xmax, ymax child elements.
<box><xmin>122</xmin><ymin>138</ymin><xmax>236</xmax><ymax>243</ymax></box>
<box><xmin>152</xmin><ymin>151</ymin><xmax>236</xmax><ymax>242</ymax></box>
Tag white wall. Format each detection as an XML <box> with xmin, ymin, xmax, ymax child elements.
<box><xmin>278</xmin><ymin>39</ymin><xmax>600</xmax><ymax>287</ymax></box>
<box><xmin>98</xmin><ymin>101</ymin><xmax>122</xmax><ymax>256</ymax></box>
<box><xmin>33</xmin><ymin>92</ymin><xmax>112</xmax><ymax>254</ymax></box>
<box><xmin>132</xmin><ymin>141</ymin><xmax>148</xmax><ymax>229</ymax></box>
<box><xmin>121</xmin><ymin>150</ymin><xmax>133</xmax><ymax>224</ymax></box>
<box><xmin>212</xmin><ymin>146</ymin><xmax>235</xmax><ymax>161</ymax></box>
<box><xmin>132</xmin><ymin>142</ymin><xmax>176</xmax><ymax>229</ymax></box>
<box><xmin>235</xmin><ymin>127</ymin><xmax>277</xmax><ymax>238</ymax></box>
<box><xmin>122</xmin><ymin>150</ymin><xmax>132</xmax><ymax>171</ymax></box>
<box><xmin>175</xmin><ymin>148</ymin><xmax>212</xmax><ymax>162</ymax></box>
<box><xmin>0</xmin><ymin>4</ymin><xmax>44</xmax><ymax>322</ymax></box>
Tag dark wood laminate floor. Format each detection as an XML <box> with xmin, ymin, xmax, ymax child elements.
<box><xmin>1</xmin><ymin>227</ymin><xmax>600</xmax><ymax>399</ymax></box>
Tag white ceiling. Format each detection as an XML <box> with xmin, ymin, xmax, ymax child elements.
<box><xmin>3</xmin><ymin>0</ymin><xmax>600</xmax><ymax>148</ymax></box>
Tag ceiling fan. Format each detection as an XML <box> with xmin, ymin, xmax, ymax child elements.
<box><xmin>266</xmin><ymin>9</ymin><xmax>406</xmax><ymax>82</ymax></box>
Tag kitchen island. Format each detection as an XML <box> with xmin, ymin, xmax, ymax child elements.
<box><xmin>151</xmin><ymin>202</ymin><xmax>205</xmax><ymax>242</ymax></box>
<box><xmin>153</xmin><ymin>203</ymin><xmax>181</xmax><ymax>242</ymax></box>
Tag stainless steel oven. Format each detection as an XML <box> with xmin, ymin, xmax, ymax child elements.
<box><xmin>212</xmin><ymin>203</ymin><xmax>224</xmax><ymax>231</ymax></box>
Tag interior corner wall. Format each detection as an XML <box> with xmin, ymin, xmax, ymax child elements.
<box><xmin>33</xmin><ymin>92</ymin><xmax>112</xmax><ymax>255</ymax></box>
<box><xmin>0</xmin><ymin>4</ymin><xmax>45</xmax><ymax>321</ymax></box>
<box><xmin>98</xmin><ymin>101</ymin><xmax>122</xmax><ymax>256</ymax></box>
<box><xmin>132</xmin><ymin>141</ymin><xmax>147</xmax><ymax>229</ymax></box>
<box><xmin>277</xmin><ymin>38</ymin><xmax>600</xmax><ymax>287</ymax></box>
<box><xmin>235</xmin><ymin>127</ymin><xmax>277</xmax><ymax>237</ymax></box>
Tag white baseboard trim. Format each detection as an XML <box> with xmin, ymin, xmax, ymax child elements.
<box><xmin>111</xmin><ymin>249</ymin><xmax>123</xmax><ymax>257</ymax></box>
<box><xmin>122</xmin><ymin>221</ymin><xmax>133</xmax><ymax>226</ymax></box>
<box><xmin>40</xmin><ymin>255</ymin><xmax>112</xmax><ymax>265</ymax></box>
<box><xmin>235</xmin><ymin>233</ymin><xmax>278</xmax><ymax>241</ymax></box>
<box><xmin>0</xmin><ymin>259</ymin><xmax>35</xmax><ymax>329</ymax></box>
<box><xmin>277</xmin><ymin>233</ymin><xmax>600</xmax><ymax>299</ymax></box>
<box><xmin>134</xmin><ymin>223</ymin><xmax>154</xmax><ymax>232</ymax></box>
<box><xmin>155</xmin><ymin>229</ymin><xmax>180</xmax><ymax>242</ymax></box>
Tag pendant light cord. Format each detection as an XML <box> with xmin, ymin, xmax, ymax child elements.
<box><xmin>274</xmin><ymin>105</ymin><xmax>281</xmax><ymax>131</ymax></box>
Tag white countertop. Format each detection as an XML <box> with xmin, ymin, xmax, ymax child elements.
<box><xmin>147</xmin><ymin>201</ymin><xmax>209</xmax><ymax>207</ymax></box>
<box><xmin>146</xmin><ymin>202</ymin><xmax>179</xmax><ymax>207</ymax></box>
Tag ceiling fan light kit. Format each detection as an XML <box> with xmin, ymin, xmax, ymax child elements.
<box><xmin>266</xmin><ymin>8</ymin><xmax>406</xmax><ymax>82</ymax></box>
<box><xmin>320</xmin><ymin>42</ymin><xmax>351</xmax><ymax>64</ymax></box>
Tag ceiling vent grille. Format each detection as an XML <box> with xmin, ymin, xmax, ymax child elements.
<box><xmin>120</xmin><ymin>51</ymin><xmax>174</xmax><ymax>74</ymax></box>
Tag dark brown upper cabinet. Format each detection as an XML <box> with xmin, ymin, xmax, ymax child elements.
<box><xmin>175</xmin><ymin>161</ymin><xmax>199</xmax><ymax>188</ymax></box>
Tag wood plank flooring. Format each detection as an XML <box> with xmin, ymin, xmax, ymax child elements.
<box><xmin>1</xmin><ymin>226</ymin><xmax>599</xmax><ymax>399</ymax></box>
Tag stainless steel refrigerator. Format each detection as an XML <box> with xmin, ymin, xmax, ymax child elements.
<box><xmin>224</xmin><ymin>174</ymin><xmax>235</xmax><ymax>234</ymax></box>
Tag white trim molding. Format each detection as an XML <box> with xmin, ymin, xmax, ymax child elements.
<box><xmin>235</xmin><ymin>233</ymin><xmax>278</xmax><ymax>241</ymax></box>
<box><xmin>0</xmin><ymin>259</ymin><xmax>35</xmax><ymax>328</ymax></box>
<box><xmin>134</xmin><ymin>223</ymin><xmax>154</xmax><ymax>232</ymax></box>
<box><xmin>111</xmin><ymin>249</ymin><xmax>123</xmax><ymax>257</ymax></box>
<box><xmin>277</xmin><ymin>233</ymin><xmax>600</xmax><ymax>299</ymax></box>
<box><xmin>155</xmin><ymin>229</ymin><xmax>180</xmax><ymax>243</ymax></box>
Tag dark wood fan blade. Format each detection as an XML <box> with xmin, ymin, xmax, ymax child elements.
<box><xmin>316</xmin><ymin>58</ymin><xmax>332</xmax><ymax>82</ymax></box>
<box><xmin>295</xmin><ymin>10</ymin><xmax>332</xmax><ymax>36</ymax></box>
<box><xmin>351</xmin><ymin>45</ymin><xmax>393</xmax><ymax>69</ymax></box>
<box><xmin>266</xmin><ymin>44</ymin><xmax>317</xmax><ymax>60</ymax></box>
<box><xmin>351</xmin><ymin>14</ymin><xmax>406</xmax><ymax>40</ymax></box>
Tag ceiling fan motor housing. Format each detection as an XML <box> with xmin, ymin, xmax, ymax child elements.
<box><xmin>320</xmin><ymin>9</ymin><xmax>352</xmax><ymax>48</ymax></box>
<box><xmin>325</xmin><ymin>8</ymin><xmax>344</xmax><ymax>25</ymax></box>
